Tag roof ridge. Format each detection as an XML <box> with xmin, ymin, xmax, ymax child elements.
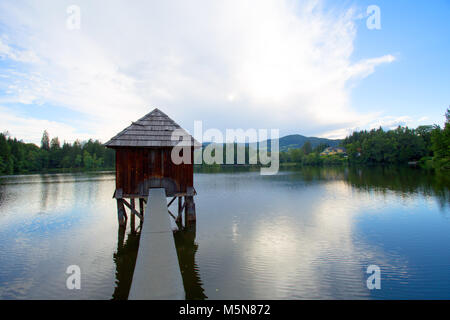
<box><xmin>137</xmin><ymin>108</ymin><xmax>160</xmax><ymax>121</ymax></box>
<box><xmin>139</xmin><ymin>108</ymin><xmax>182</xmax><ymax>128</ymax></box>
<box><xmin>105</xmin><ymin>107</ymin><xmax>200</xmax><ymax>148</ymax></box>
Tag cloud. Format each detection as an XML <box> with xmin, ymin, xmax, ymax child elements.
<box><xmin>0</xmin><ymin>37</ymin><xmax>40</xmax><ymax>63</ymax></box>
<box><xmin>0</xmin><ymin>0</ymin><xmax>396</xmax><ymax>143</ymax></box>
<box><xmin>346</xmin><ymin>55</ymin><xmax>396</xmax><ymax>80</ymax></box>
<box><xmin>0</xmin><ymin>106</ymin><xmax>91</xmax><ymax>144</ymax></box>
<box><xmin>320</xmin><ymin>115</ymin><xmax>424</xmax><ymax>140</ymax></box>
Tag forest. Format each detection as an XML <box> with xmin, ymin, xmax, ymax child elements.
<box><xmin>280</xmin><ymin>108</ymin><xmax>449</xmax><ymax>170</ymax></box>
<box><xmin>0</xmin><ymin>130</ymin><xmax>115</xmax><ymax>175</ymax></box>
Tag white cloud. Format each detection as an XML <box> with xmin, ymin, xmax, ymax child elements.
<box><xmin>0</xmin><ymin>37</ymin><xmax>40</xmax><ymax>63</ymax></box>
<box><xmin>346</xmin><ymin>55</ymin><xmax>396</xmax><ymax>80</ymax></box>
<box><xmin>0</xmin><ymin>0</ymin><xmax>397</xmax><ymax>143</ymax></box>
<box><xmin>0</xmin><ymin>107</ymin><xmax>90</xmax><ymax>144</ymax></box>
<box><xmin>320</xmin><ymin>114</ymin><xmax>424</xmax><ymax>140</ymax></box>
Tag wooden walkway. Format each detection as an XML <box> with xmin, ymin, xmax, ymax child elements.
<box><xmin>128</xmin><ymin>188</ymin><xmax>185</xmax><ymax>300</ymax></box>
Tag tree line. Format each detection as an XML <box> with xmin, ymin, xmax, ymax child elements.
<box><xmin>343</xmin><ymin>108</ymin><xmax>449</xmax><ymax>170</ymax></box>
<box><xmin>280</xmin><ymin>108</ymin><xmax>449</xmax><ymax>170</ymax></box>
<box><xmin>0</xmin><ymin>130</ymin><xmax>115</xmax><ymax>175</ymax></box>
<box><xmin>0</xmin><ymin>108</ymin><xmax>448</xmax><ymax>175</ymax></box>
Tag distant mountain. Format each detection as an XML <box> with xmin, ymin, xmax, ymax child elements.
<box><xmin>274</xmin><ymin>134</ymin><xmax>341</xmax><ymax>152</ymax></box>
<box><xmin>202</xmin><ymin>134</ymin><xmax>341</xmax><ymax>152</ymax></box>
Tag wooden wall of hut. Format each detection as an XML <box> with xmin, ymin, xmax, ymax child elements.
<box><xmin>114</xmin><ymin>147</ymin><xmax>194</xmax><ymax>197</ymax></box>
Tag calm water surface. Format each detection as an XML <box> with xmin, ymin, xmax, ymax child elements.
<box><xmin>0</xmin><ymin>167</ymin><xmax>449</xmax><ymax>299</ymax></box>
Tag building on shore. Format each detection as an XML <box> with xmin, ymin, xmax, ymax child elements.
<box><xmin>320</xmin><ymin>147</ymin><xmax>347</xmax><ymax>156</ymax></box>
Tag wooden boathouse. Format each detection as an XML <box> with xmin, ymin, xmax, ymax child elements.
<box><xmin>105</xmin><ymin>108</ymin><xmax>200</xmax><ymax>228</ymax></box>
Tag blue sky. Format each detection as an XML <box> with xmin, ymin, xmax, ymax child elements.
<box><xmin>0</xmin><ymin>0</ymin><xmax>449</xmax><ymax>144</ymax></box>
<box><xmin>349</xmin><ymin>0</ymin><xmax>450</xmax><ymax>127</ymax></box>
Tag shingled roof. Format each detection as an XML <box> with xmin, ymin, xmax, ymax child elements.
<box><xmin>105</xmin><ymin>108</ymin><xmax>200</xmax><ymax>148</ymax></box>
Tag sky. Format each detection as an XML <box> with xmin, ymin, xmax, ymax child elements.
<box><xmin>0</xmin><ymin>0</ymin><xmax>449</xmax><ymax>144</ymax></box>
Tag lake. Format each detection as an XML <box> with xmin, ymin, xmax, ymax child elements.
<box><xmin>0</xmin><ymin>166</ymin><xmax>449</xmax><ymax>299</ymax></box>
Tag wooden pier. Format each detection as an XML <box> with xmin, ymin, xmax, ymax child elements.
<box><xmin>105</xmin><ymin>108</ymin><xmax>201</xmax><ymax>299</ymax></box>
<box><xmin>128</xmin><ymin>188</ymin><xmax>185</xmax><ymax>300</ymax></box>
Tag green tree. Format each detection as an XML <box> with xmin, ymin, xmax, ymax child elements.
<box><xmin>0</xmin><ymin>131</ymin><xmax>115</xmax><ymax>174</ymax></box>
<box><xmin>10</xmin><ymin>138</ymin><xmax>25</xmax><ymax>173</ymax></box>
<box><xmin>50</xmin><ymin>137</ymin><xmax>60</xmax><ymax>150</ymax></box>
<box><xmin>49</xmin><ymin>137</ymin><xmax>62</xmax><ymax>168</ymax></box>
<box><xmin>288</xmin><ymin>148</ymin><xmax>303</xmax><ymax>163</ymax></box>
<box><xmin>416</xmin><ymin>125</ymin><xmax>434</xmax><ymax>155</ymax></box>
<box><xmin>75</xmin><ymin>154</ymin><xmax>82</xmax><ymax>168</ymax></box>
<box><xmin>301</xmin><ymin>141</ymin><xmax>312</xmax><ymax>155</ymax></box>
<box><xmin>0</xmin><ymin>133</ymin><xmax>12</xmax><ymax>174</ymax></box>
<box><xmin>83</xmin><ymin>151</ymin><xmax>94</xmax><ymax>169</ymax></box>
<box><xmin>343</xmin><ymin>125</ymin><xmax>427</xmax><ymax>165</ymax></box>
<box><xmin>431</xmin><ymin>107</ymin><xmax>450</xmax><ymax>169</ymax></box>
<box><xmin>314</xmin><ymin>143</ymin><xmax>329</xmax><ymax>154</ymax></box>
<box><xmin>61</xmin><ymin>155</ymin><xmax>72</xmax><ymax>168</ymax></box>
<box><xmin>41</xmin><ymin>130</ymin><xmax>50</xmax><ymax>151</ymax></box>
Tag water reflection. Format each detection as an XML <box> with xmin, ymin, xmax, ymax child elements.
<box><xmin>289</xmin><ymin>166</ymin><xmax>449</xmax><ymax>209</ymax></box>
<box><xmin>112</xmin><ymin>220</ymin><xmax>207</xmax><ymax>300</ymax></box>
<box><xmin>112</xmin><ymin>227</ymin><xmax>140</xmax><ymax>300</ymax></box>
<box><xmin>345</xmin><ymin>166</ymin><xmax>449</xmax><ymax>210</ymax></box>
<box><xmin>0</xmin><ymin>168</ymin><xmax>448</xmax><ymax>299</ymax></box>
<box><xmin>193</xmin><ymin>166</ymin><xmax>450</xmax><ymax>299</ymax></box>
<box><xmin>108</xmin><ymin>166</ymin><xmax>449</xmax><ymax>300</ymax></box>
<box><xmin>174</xmin><ymin>226</ymin><xmax>207</xmax><ymax>300</ymax></box>
<box><xmin>0</xmin><ymin>172</ymin><xmax>118</xmax><ymax>299</ymax></box>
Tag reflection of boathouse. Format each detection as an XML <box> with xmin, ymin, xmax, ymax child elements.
<box><xmin>174</xmin><ymin>227</ymin><xmax>208</xmax><ymax>300</ymax></box>
<box><xmin>105</xmin><ymin>108</ymin><xmax>200</xmax><ymax>227</ymax></box>
<box><xmin>112</xmin><ymin>224</ymin><xmax>207</xmax><ymax>300</ymax></box>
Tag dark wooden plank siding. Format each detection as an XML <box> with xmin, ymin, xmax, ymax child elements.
<box><xmin>115</xmin><ymin>147</ymin><xmax>194</xmax><ymax>196</ymax></box>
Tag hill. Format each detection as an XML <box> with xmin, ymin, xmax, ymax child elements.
<box><xmin>275</xmin><ymin>134</ymin><xmax>341</xmax><ymax>152</ymax></box>
<box><xmin>202</xmin><ymin>134</ymin><xmax>342</xmax><ymax>152</ymax></box>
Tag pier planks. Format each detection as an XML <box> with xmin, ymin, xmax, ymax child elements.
<box><xmin>128</xmin><ymin>188</ymin><xmax>185</xmax><ymax>300</ymax></box>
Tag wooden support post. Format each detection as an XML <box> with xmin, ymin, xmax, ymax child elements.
<box><xmin>177</xmin><ymin>196</ymin><xmax>183</xmax><ymax>224</ymax></box>
<box><xmin>178</xmin><ymin>196</ymin><xmax>187</xmax><ymax>225</ymax></box>
<box><xmin>122</xmin><ymin>199</ymin><xmax>144</xmax><ymax>221</ymax></box>
<box><xmin>117</xmin><ymin>223</ymin><xmax>126</xmax><ymax>249</ymax></box>
<box><xmin>139</xmin><ymin>198</ymin><xmax>144</xmax><ymax>217</ymax></box>
<box><xmin>168</xmin><ymin>196</ymin><xmax>177</xmax><ymax>208</ymax></box>
<box><xmin>130</xmin><ymin>198</ymin><xmax>136</xmax><ymax>232</ymax></box>
<box><xmin>168</xmin><ymin>209</ymin><xmax>177</xmax><ymax>221</ymax></box>
<box><xmin>184</xmin><ymin>196</ymin><xmax>196</xmax><ymax>228</ymax></box>
<box><xmin>116</xmin><ymin>199</ymin><xmax>127</xmax><ymax>227</ymax></box>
